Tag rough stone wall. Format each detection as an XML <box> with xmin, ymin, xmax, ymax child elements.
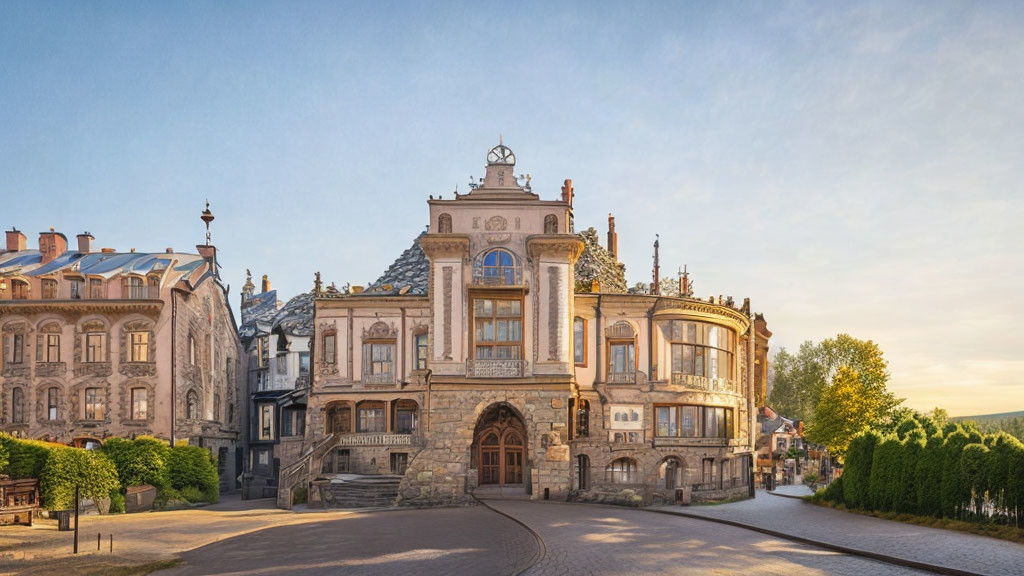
<box><xmin>397</xmin><ymin>388</ymin><xmax>572</xmax><ymax>506</ymax></box>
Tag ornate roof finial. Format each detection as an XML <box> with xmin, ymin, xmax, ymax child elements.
<box><xmin>499</xmin><ymin>132</ymin><xmax>503</xmax><ymax>145</ymax></box>
<box><xmin>200</xmin><ymin>199</ymin><xmax>215</xmax><ymax>245</ymax></box>
<box><xmin>314</xmin><ymin>271</ymin><xmax>323</xmax><ymax>296</ymax></box>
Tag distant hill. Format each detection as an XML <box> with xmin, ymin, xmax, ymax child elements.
<box><xmin>953</xmin><ymin>410</ymin><xmax>1024</xmax><ymax>423</ymax></box>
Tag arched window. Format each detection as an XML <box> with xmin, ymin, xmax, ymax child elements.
<box><xmin>186</xmin><ymin>390</ymin><xmax>199</xmax><ymax>420</ymax></box>
<box><xmin>544</xmin><ymin>214</ymin><xmax>558</xmax><ymax>234</ymax></box>
<box><xmin>357</xmin><ymin>401</ymin><xmax>386</xmax><ymax>433</ymax></box>
<box><xmin>11</xmin><ymin>279</ymin><xmax>29</xmax><ymax>300</ymax></box>
<box><xmin>438</xmin><ymin>213</ymin><xmax>452</xmax><ymax>234</ymax></box>
<box><xmin>659</xmin><ymin>457</ymin><xmax>685</xmax><ymax>489</ymax></box>
<box><xmin>11</xmin><ymin>388</ymin><xmax>25</xmax><ymax>423</ymax></box>
<box><xmin>123</xmin><ymin>276</ymin><xmax>145</xmax><ymax>299</ymax></box>
<box><xmin>606</xmin><ymin>457</ymin><xmax>638</xmax><ymax>484</ymax></box>
<box><xmin>474</xmin><ymin>248</ymin><xmax>520</xmax><ymax>285</ymax></box>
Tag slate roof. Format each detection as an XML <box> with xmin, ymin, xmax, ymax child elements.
<box><xmin>0</xmin><ymin>249</ymin><xmax>204</xmax><ymax>280</ymax></box>
<box><xmin>574</xmin><ymin>227</ymin><xmax>628</xmax><ymax>293</ymax></box>
<box><xmin>272</xmin><ymin>291</ymin><xmax>314</xmax><ymax>337</ymax></box>
<box><xmin>239</xmin><ymin>291</ymin><xmax>280</xmax><ymax>344</ymax></box>
<box><xmin>364</xmin><ymin>232</ymin><xmax>429</xmax><ymax>296</ymax></box>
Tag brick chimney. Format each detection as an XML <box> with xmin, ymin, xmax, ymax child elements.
<box><xmin>560</xmin><ymin>179</ymin><xmax>574</xmax><ymax>207</ymax></box>
<box><xmin>261</xmin><ymin>274</ymin><xmax>271</xmax><ymax>293</ymax></box>
<box><xmin>5</xmin><ymin>228</ymin><xmax>26</xmax><ymax>252</ymax></box>
<box><xmin>77</xmin><ymin>232</ymin><xmax>94</xmax><ymax>253</ymax></box>
<box><xmin>39</xmin><ymin>228</ymin><xmax>68</xmax><ymax>264</ymax></box>
<box><xmin>607</xmin><ymin>214</ymin><xmax>618</xmax><ymax>261</ymax></box>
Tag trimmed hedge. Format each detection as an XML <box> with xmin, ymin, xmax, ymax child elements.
<box><xmin>167</xmin><ymin>445</ymin><xmax>219</xmax><ymax>503</ymax></box>
<box><xmin>820</xmin><ymin>426</ymin><xmax>1024</xmax><ymax>527</ymax></box>
<box><xmin>0</xmin><ymin>434</ymin><xmax>120</xmax><ymax>510</ymax></box>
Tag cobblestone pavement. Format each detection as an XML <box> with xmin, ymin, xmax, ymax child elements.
<box><xmin>485</xmin><ymin>499</ymin><xmax>931</xmax><ymax>576</ymax></box>
<box><xmin>159</xmin><ymin>506</ymin><xmax>540</xmax><ymax>576</ymax></box>
<box><xmin>651</xmin><ymin>489</ymin><xmax>1024</xmax><ymax>576</ymax></box>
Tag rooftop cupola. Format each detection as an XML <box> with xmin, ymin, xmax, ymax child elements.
<box><xmin>462</xmin><ymin>139</ymin><xmax>536</xmax><ymax>199</ymax></box>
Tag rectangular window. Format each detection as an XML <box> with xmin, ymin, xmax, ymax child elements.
<box><xmin>473</xmin><ymin>297</ymin><xmax>522</xmax><ymax>360</ymax></box>
<box><xmin>69</xmin><ymin>279</ymin><xmax>82</xmax><ymax>299</ymax></box>
<box><xmin>323</xmin><ymin>334</ymin><xmax>336</xmax><ymax>364</ymax></box>
<box><xmin>257</xmin><ymin>336</ymin><xmax>268</xmax><ymax>368</ymax></box>
<box><xmin>44</xmin><ymin>334</ymin><xmax>61</xmax><ymax>362</ymax></box>
<box><xmin>655</xmin><ymin>405</ymin><xmax>729</xmax><ymax>438</ymax></box>
<box><xmin>395</xmin><ymin>404</ymin><xmax>417</xmax><ymax>434</ymax></box>
<box><xmin>414</xmin><ymin>333</ymin><xmax>428</xmax><ymax>370</ymax></box>
<box><xmin>390</xmin><ymin>453</ymin><xmax>409</xmax><ymax>475</ymax></box>
<box><xmin>276</xmin><ymin>353</ymin><xmax>287</xmax><ymax>375</ymax></box>
<box><xmin>358</xmin><ymin>405</ymin><xmax>385</xmax><ymax>432</ymax></box>
<box><xmin>573</xmin><ymin>317</ymin><xmax>586</xmax><ymax>365</ymax></box>
<box><xmin>85</xmin><ymin>388</ymin><xmax>104</xmax><ymax>420</ymax></box>
<box><xmin>130</xmin><ymin>332</ymin><xmax>149</xmax><ymax>362</ymax></box>
<box><xmin>131</xmin><ymin>388</ymin><xmax>148</xmax><ymax>420</ymax></box>
<box><xmin>362</xmin><ymin>342</ymin><xmax>394</xmax><ymax>381</ymax></box>
<box><xmin>89</xmin><ymin>278</ymin><xmax>104</xmax><ymax>299</ymax></box>
<box><xmin>11</xmin><ymin>281</ymin><xmax>28</xmax><ymax>300</ymax></box>
<box><xmin>260</xmin><ymin>404</ymin><xmax>274</xmax><ymax>440</ymax></box>
<box><xmin>299</xmin><ymin>352</ymin><xmax>310</xmax><ymax>375</ymax></box>
<box><xmin>8</xmin><ymin>334</ymin><xmax>24</xmax><ymax>364</ymax></box>
<box><xmin>656</xmin><ymin>406</ymin><xmax>677</xmax><ymax>437</ymax></box>
<box><xmin>42</xmin><ymin>279</ymin><xmax>58</xmax><ymax>299</ymax></box>
<box><xmin>608</xmin><ymin>342</ymin><xmax>635</xmax><ymax>374</ymax></box>
<box><xmin>47</xmin><ymin>388</ymin><xmax>58</xmax><ymax>420</ymax></box>
<box><xmin>85</xmin><ymin>333</ymin><xmax>104</xmax><ymax>363</ymax></box>
<box><xmin>124</xmin><ymin>277</ymin><xmax>146</xmax><ymax>299</ymax></box>
<box><xmin>281</xmin><ymin>410</ymin><xmax>293</xmax><ymax>437</ymax></box>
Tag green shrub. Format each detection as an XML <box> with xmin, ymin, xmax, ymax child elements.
<box><xmin>40</xmin><ymin>447</ymin><xmax>119</xmax><ymax>510</ymax></box>
<box><xmin>941</xmin><ymin>430</ymin><xmax>971</xmax><ymax>519</ymax></box>
<box><xmin>293</xmin><ymin>485</ymin><xmax>308</xmax><ymax>505</ymax></box>
<box><xmin>179</xmin><ymin>486</ymin><xmax>205</xmax><ymax>503</ymax></box>
<box><xmin>916</xmin><ymin>434</ymin><xmax>945</xmax><ymax>517</ymax></box>
<box><xmin>869</xmin><ymin>437</ymin><xmax>902</xmax><ymax>512</ymax></box>
<box><xmin>0</xmin><ymin>437</ymin><xmax>8</xmax><ymax>471</ymax></box>
<box><xmin>897</xmin><ymin>436</ymin><xmax>924</xmax><ymax>513</ymax></box>
<box><xmin>103</xmin><ymin>437</ymin><xmax>171</xmax><ymax>491</ymax></box>
<box><xmin>843</xmin><ymin>430</ymin><xmax>880</xmax><ymax>509</ymax></box>
<box><xmin>108</xmin><ymin>490</ymin><xmax>125</xmax><ymax>514</ymax></box>
<box><xmin>961</xmin><ymin>443</ymin><xmax>989</xmax><ymax>521</ymax></box>
<box><xmin>167</xmin><ymin>445</ymin><xmax>219</xmax><ymax>503</ymax></box>
<box><xmin>0</xmin><ymin>435</ymin><xmax>55</xmax><ymax>479</ymax></box>
<box><xmin>816</xmin><ymin>475</ymin><xmax>843</xmax><ymax>504</ymax></box>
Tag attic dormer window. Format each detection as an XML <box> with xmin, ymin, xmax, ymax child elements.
<box><xmin>123</xmin><ymin>276</ymin><xmax>145</xmax><ymax>299</ymax></box>
<box><xmin>11</xmin><ymin>279</ymin><xmax>29</xmax><ymax>300</ymax></box>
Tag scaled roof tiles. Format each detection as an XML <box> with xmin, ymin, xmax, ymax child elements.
<box><xmin>364</xmin><ymin>232</ymin><xmax>430</xmax><ymax>296</ymax></box>
<box><xmin>574</xmin><ymin>227</ymin><xmax>628</xmax><ymax>294</ymax></box>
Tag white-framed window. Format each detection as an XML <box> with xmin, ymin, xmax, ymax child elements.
<box><xmin>414</xmin><ymin>333</ymin><xmax>428</xmax><ymax>370</ymax></box>
<box><xmin>259</xmin><ymin>404</ymin><xmax>274</xmax><ymax>440</ymax></box>
<box><xmin>44</xmin><ymin>333</ymin><xmax>61</xmax><ymax>362</ymax></box>
<box><xmin>472</xmin><ymin>297</ymin><xmax>522</xmax><ymax>360</ymax></box>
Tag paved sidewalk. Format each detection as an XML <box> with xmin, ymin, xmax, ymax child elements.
<box><xmin>650</xmin><ymin>490</ymin><xmax>1024</xmax><ymax>576</ymax></box>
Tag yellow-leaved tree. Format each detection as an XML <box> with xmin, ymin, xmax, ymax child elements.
<box><xmin>806</xmin><ymin>366</ymin><xmax>897</xmax><ymax>460</ymax></box>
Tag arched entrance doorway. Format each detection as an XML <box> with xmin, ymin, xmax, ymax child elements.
<box><xmin>473</xmin><ymin>403</ymin><xmax>526</xmax><ymax>488</ymax></box>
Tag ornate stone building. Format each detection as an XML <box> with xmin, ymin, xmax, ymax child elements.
<box><xmin>281</xmin><ymin>143</ymin><xmax>766</xmax><ymax>507</ymax></box>
<box><xmin>0</xmin><ymin>209</ymin><xmax>245</xmax><ymax>492</ymax></box>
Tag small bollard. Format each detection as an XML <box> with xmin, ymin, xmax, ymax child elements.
<box><xmin>109</xmin><ymin>534</ymin><xmax>113</xmax><ymax>554</ymax></box>
<box><xmin>97</xmin><ymin>532</ymin><xmax>101</xmax><ymax>551</ymax></box>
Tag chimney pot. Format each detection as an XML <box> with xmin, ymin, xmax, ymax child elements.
<box><xmin>76</xmin><ymin>232</ymin><xmax>94</xmax><ymax>253</ymax></box>
<box><xmin>607</xmin><ymin>213</ymin><xmax>618</xmax><ymax>261</ymax></box>
<box><xmin>38</xmin><ymin>230</ymin><xmax>67</xmax><ymax>264</ymax></box>
<box><xmin>261</xmin><ymin>274</ymin><xmax>271</xmax><ymax>293</ymax></box>
<box><xmin>5</xmin><ymin>228</ymin><xmax>27</xmax><ymax>252</ymax></box>
<box><xmin>101</xmin><ymin>248</ymin><xmax>116</xmax><ymax>253</ymax></box>
<box><xmin>166</xmin><ymin>248</ymin><xmax>173</xmax><ymax>253</ymax></box>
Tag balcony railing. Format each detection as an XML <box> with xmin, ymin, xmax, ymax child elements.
<box><xmin>361</xmin><ymin>372</ymin><xmax>395</xmax><ymax>385</ymax></box>
<box><xmin>466</xmin><ymin>359</ymin><xmax>526</xmax><ymax>378</ymax></box>
<box><xmin>670</xmin><ymin>373</ymin><xmax>737</xmax><ymax>393</ymax></box>
<box><xmin>333</xmin><ymin>433</ymin><xmax>414</xmax><ymax>447</ymax></box>
<box><xmin>607</xmin><ymin>370</ymin><xmax>638</xmax><ymax>384</ymax></box>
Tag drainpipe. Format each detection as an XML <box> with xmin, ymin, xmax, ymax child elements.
<box><xmin>647</xmin><ymin>304</ymin><xmax>654</xmax><ymax>383</ymax></box>
<box><xmin>170</xmin><ymin>290</ymin><xmax>178</xmax><ymax>447</ymax></box>
<box><xmin>595</xmin><ymin>295</ymin><xmax>603</xmax><ymax>383</ymax></box>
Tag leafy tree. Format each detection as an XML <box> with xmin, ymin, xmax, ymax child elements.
<box><xmin>960</xmin><ymin>443</ymin><xmax>989</xmax><ymax>520</ymax></box>
<box><xmin>103</xmin><ymin>437</ymin><xmax>171</xmax><ymax>492</ymax></box>
<box><xmin>927</xmin><ymin>407</ymin><xmax>950</xmax><ymax>431</ymax></box>
<box><xmin>806</xmin><ymin>366</ymin><xmax>894</xmax><ymax>459</ymax></box>
<box><xmin>769</xmin><ymin>334</ymin><xmax>901</xmax><ymax>426</ymax></box>
<box><xmin>0</xmin><ymin>438</ymin><xmax>7</xmax><ymax>472</ymax></box>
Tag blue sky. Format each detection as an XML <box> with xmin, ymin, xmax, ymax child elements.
<box><xmin>3</xmin><ymin>1</ymin><xmax>1022</xmax><ymax>415</ymax></box>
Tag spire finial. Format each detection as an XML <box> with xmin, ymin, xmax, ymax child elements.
<box><xmin>200</xmin><ymin>200</ymin><xmax>215</xmax><ymax>245</ymax></box>
<box><xmin>499</xmin><ymin>132</ymin><xmax>502</xmax><ymax>145</ymax></box>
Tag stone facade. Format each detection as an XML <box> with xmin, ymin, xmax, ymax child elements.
<box><xmin>283</xmin><ymin>143</ymin><xmax>766</xmax><ymax>508</ymax></box>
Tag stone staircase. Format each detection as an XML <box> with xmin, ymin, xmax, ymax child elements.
<box><xmin>319</xmin><ymin>475</ymin><xmax>403</xmax><ymax>508</ymax></box>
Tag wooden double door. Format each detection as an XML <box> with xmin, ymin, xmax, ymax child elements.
<box><xmin>478</xmin><ymin>428</ymin><xmax>524</xmax><ymax>486</ymax></box>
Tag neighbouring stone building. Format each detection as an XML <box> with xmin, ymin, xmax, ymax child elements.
<box><xmin>238</xmin><ymin>272</ymin><xmax>313</xmax><ymax>498</ymax></box>
<box><xmin>0</xmin><ymin>207</ymin><xmax>245</xmax><ymax>492</ymax></box>
<box><xmin>280</xmin><ymin>143</ymin><xmax>768</xmax><ymax>508</ymax></box>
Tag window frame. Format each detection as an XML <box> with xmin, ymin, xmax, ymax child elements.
<box><xmin>654</xmin><ymin>404</ymin><xmax>733</xmax><ymax>439</ymax></box>
<box><xmin>11</xmin><ymin>279</ymin><xmax>29</xmax><ymax>300</ymax></box>
<box><xmin>85</xmin><ymin>332</ymin><xmax>105</xmax><ymax>363</ymax></box>
<box><xmin>84</xmin><ymin>387</ymin><xmax>104</xmax><ymax>420</ymax></box>
<box><xmin>11</xmin><ymin>388</ymin><xmax>25</xmax><ymax>423</ymax></box>
<box><xmin>41</xmin><ymin>279</ymin><xmax>58</xmax><ymax>300</ymax></box>
<box><xmin>357</xmin><ymin>401</ymin><xmax>386</xmax><ymax>433</ymax></box>
<box><xmin>44</xmin><ymin>333</ymin><xmax>61</xmax><ymax>363</ymax></box>
<box><xmin>606</xmin><ymin>339</ymin><xmax>636</xmax><ymax>376</ymax></box>
<box><xmin>129</xmin><ymin>331</ymin><xmax>149</xmax><ymax>363</ymax></box>
<box><xmin>573</xmin><ymin>317</ymin><xmax>587</xmax><ymax>366</ymax></box>
<box><xmin>130</xmin><ymin>387</ymin><xmax>148</xmax><ymax>420</ymax></box>
<box><xmin>361</xmin><ymin>340</ymin><xmax>395</xmax><ymax>380</ymax></box>
<box><xmin>414</xmin><ymin>332</ymin><xmax>428</xmax><ymax>371</ymax></box>
<box><xmin>322</xmin><ymin>333</ymin><xmax>337</xmax><ymax>365</ymax></box>
<box><xmin>605</xmin><ymin>457</ymin><xmax>639</xmax><ymax>484</ymax></box>
<box><xmin>88</xmin><ymin>277</ymin><xmax>104</xmax><ymax>299</ymax></box>
<box><xmin>469</xmin><ymin>290</ymin><xmax>524</xmax><ymax>361</ymax></box>
<box><xmin>47</xmin><ymin>387</ymin><xmax>59</xmax><ymax>420</ymax></box>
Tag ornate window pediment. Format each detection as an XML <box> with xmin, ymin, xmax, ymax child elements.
<box><xmin>363</xmin><ymin>321</ymin><xmax>397</xmax><ymax>340</ymax></box>
<box><xmin>605</xmin><ymin>320</ymin><xmax>635</xmax><ymax>339</ymax></box>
